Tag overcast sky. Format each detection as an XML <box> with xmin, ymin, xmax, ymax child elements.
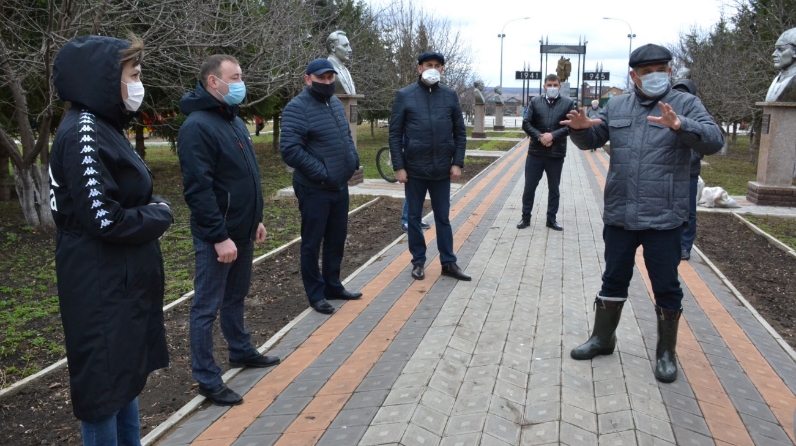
<box><xmin>366</xmin><ymin>0</ymin><xmax>732</xmax><ymax>90</ymax></box>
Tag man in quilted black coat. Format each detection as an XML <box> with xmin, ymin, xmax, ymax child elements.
<box><xmin>388</xmin><ymin>51</ymin><xmax>471</xmax><ymax>282</ymax></box>
<box><xmin>281</xmin><ymin>59</ymin><xmax>363</xmax><ymax>315</ymax></box>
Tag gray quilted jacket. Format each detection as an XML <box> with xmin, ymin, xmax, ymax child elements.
<box><xmin>570</xmin><ymin>86</ymin><xmax>723</xmax><ymax>230</ymax></box>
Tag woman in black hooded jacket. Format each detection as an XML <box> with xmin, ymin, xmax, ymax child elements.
<box><xmin>49</xmin><ymin>35</ymin><xmax>172</xmax><ymax>445</ymax></box>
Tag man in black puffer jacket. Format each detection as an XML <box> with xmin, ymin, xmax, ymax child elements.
<box><xmin>389</xmin><ymin>51</ymin><xmax>470</xmax><ymax>282</ymax></box>
<box><xmin>518</xmin><ymin>74</ymin><xmax>577</xmax><ymax>231</ymax></box>
<box><xmin>178</xmin><ymin>54</ymin><xmax>279</xmax><ymax>406</ymax></box>
<box><xmin>281</xmin><ymin>58</ymin><xmax>362</xmax><ymax>315</ymax></box>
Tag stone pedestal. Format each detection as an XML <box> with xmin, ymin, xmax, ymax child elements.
<box><xmin>493</xmin><ymin>105</ymin><xmax>505</xmax><ymax>131</ymax></box>
<box><xmin>746</xmin><ymin>102</ymin><xmax>796</xmax><ymax>206</ymax></box>
<box><xmin>561</xmin><ymin>82</ymin><xmax>571</xmax><ymax>98</ymax></box>
<box><xmin>472</xmin><ymin>103</ymin><xmax>487</xmax><ymax>138</ymax></box>
<box><xmin>338</xmin><ymin>94</ymin><xmax>365</xmax><ymax>185</ymax></box>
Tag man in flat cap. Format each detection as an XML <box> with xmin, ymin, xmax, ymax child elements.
<box><xmin>389</xmin><ymin>51</ymin><xmax>470</xmax><ymax>282</ymax></box>
<box><xmin>562</xmin><ymin>44</ymin><xmax>723</xmax><ymax>383</ymax></box>
<box><xmin>281</xmin><ymin>58</ymin><xmax>362</xmax><ymax>315</ymax></box>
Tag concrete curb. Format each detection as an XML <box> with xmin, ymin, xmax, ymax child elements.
<box><xmin>692</xmin><ymin>244</ymin><xmax>796</xmax><ymax>364</ymax></box>
<box><xmin>0</xmin><ymin>198</ymin><xmax>381</xmax><ymax>401</ymax></box>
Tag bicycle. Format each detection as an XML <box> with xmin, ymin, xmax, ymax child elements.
<box><xmin>376</xmin><ymin>146</ymin><xmax>397</xmax><ymax>183</ymax></box>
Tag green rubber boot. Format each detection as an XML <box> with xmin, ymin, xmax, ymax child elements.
<box><xmin>570</xmin><ymin>297</ymin><xmax>625</xmax><ymax>360</ymax></box>
<box><xmin>654</xmin><ymin>306</ymin><xmax>682</xmax><ymax>383</ymax></box>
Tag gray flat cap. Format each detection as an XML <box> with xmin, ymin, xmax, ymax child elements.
<box><xmin>629</xmin><ymin>44</ymin><xmax>672</xmax><ymax>68</ymax></box>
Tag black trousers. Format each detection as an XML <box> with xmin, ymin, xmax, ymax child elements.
<box><xmin>600</xmin><ymin>224</ymin><xmax>685</xmax><ymax>310</ymax></box>
<box><xmin>521</xmin><ymin>154</ymin><xmax>564</xmax><ymax>221</ymax></box>
<box><xmin>294</xmin><ymin>180</ymin><xmax>349</xmax><ymax>304</ymax></box>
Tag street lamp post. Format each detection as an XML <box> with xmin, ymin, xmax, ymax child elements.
<box><xmin>498</xmin><ymin>17</ymin><xmax>530</xmax><ymax>88</ymax></box>
<box><xmin>603</xmin><ymin>17</ymin><xmax>635</xmax><ymax>89</ymax></box>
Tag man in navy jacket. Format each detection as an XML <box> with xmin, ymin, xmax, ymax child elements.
<box><xmin>178</xmin><ymin>54</ymin><xmax>279</xmax><ymax>406</ymax></box>
<box><xmin>281</xmin><ymin>59</ymin><xmax>362</xmax><ymax>315</ymax></box>
<box><xmin>389</xmin><ymin>52</ymin><xmax>470</xmax><ymax>282</ymax></box>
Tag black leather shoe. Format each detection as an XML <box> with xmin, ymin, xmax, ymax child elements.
<box><xmin>441</xmin><ymin>263</ymin><xmax>471</xmax><ymax>281</ymax></box>
<box><xmin>546</xmin><ymin>220</ymin><xmax>563</xmax><ymax>231</ymax></box>
<box><xmin>198</xmin><ymin>383</ymin><xmax>243</xmax><ymax>406</ymax></box>
<box><xmin>230</xmin><ymin>353</ymin><xmax>281</xmax><ymax>368</ymax></box>
<box><xmin>421</xmin><ymin>221</ymin><xmax>431</xmax><ymax>229</ymax></box>
<box><xmin>411</xmin><ymin>264</ymin><xmax>425</xmax><ymax>280</ymax></box>
<box><xmin>311</xmin><ymin>299</ymin><xmax>335</xmax><ymax>314</ymax></box>
<box><xmin>516</xmin><ymin>219</ymin><xmax>530</xmax><ymax>229</ymax></box>
<box><xmin>681</xmin><ymin>249</ymin><xmax>690</xmax><ymax>260</ymax></box>
<box><xmin>327</xmin><ymin>290</ymin><xmax>362</xmax><ymax>300</ymax></box>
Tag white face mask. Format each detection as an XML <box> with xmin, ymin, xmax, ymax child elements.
<box><xmin>637</xmin><ymin>71</ymin><xmax>670</xmax><ymax>97</ymax></box>
<box><xmin>421</xmin><ymin>68</ymin><xmax>441</xmax><ymax>84</ymax></box>
<box><xmin>122</xmin><ymin>81</ymin><xmax>145</xmax><ymax>111</ymax></box>
<box><xmin>546</xmin><ymin>87</ymin><xmax>560</xmax><ymax>99</ymax></box>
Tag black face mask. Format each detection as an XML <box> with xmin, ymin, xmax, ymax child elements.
<box><xmin>311</xmin><ymin>81</ymin><xmax>336</xmax><ymax>99</ymax></box>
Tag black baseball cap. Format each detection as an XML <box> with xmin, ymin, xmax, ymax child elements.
<box><xmin>306</xmin><ymin>58</ymin><xmax>337</xmax><ymax>75</ymax></box>
<box><xmin>417</xmin><ymin>51</ymin><xmax>445</xmax><ymax>66</ymax></box>
<box><xmin>628</xmin><ymin>44</ymin><xmax>673</xmax><ymax>68</ymax></box>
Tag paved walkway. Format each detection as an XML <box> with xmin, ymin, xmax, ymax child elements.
<box><xmin>157</xmin><ymin>141</ymin><xmax>796</xmax><ymax>446</ymax></box>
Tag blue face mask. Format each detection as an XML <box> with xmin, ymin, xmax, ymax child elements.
<box><xmin>637</xmin><ymin>71</ymin><xmax>670</xmax><ymax>97</ymax></box>
<box><xmin>215</xmin><ymin>77</ymin><xmax>246</xmax><ymax>105</ymax></box>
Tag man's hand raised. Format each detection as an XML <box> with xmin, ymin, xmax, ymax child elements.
<box><xmin>647</xmin><ymin>102</ymin><xmax>681</xmax><ymax>130</ymax></box>
<box><xmin>560</xmin><ymin>107</ymin><xmax>602</xmax><ymax>130</ymax></box>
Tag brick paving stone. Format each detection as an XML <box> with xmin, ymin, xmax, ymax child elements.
<box><xmin>484</xmin><ymin>413</ymin><xmax>521</xmax><ymax>445</ymax></box>
<box><xmin>360</xmin><ymin>422</ymin><xmax>408</xmax><ymax>445</ymax></box>
<box><xmin>444</xmin><ymin>413</ymin><xmax>487</xmax><ymax>436</ymax></box>
<box><xmin>520</xmin><ymin>421</ymin><xmax>559</xmax><ymax>445</ymax></box>
<box><xmin>439</xmin><ymin>433</ymin><xmax>482</xmax><ymax>446</ymax></box>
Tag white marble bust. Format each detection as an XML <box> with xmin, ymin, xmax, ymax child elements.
<box><xmin>766</xmin><ymin>28</ymin><xmax>796</xmax><ymax>102</ymax></box>
<box><xmin>326</xmin><ymin>30</ymin><xmax>356</xmax><ymax>95</ymax></box>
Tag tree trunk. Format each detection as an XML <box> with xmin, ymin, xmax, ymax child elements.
<box><xmin>732</xmin><ymin>122</ymin><xmax>738</xmax><ymax>144</ymax></box>
<box><xmin>135</xmin><ymin>124</ymin><xmax>146</xmax><ymax>160</ymax></box>
<box><xmin>12</xmin><ymin>163</ymin><xmax>54</xmax><ymax>228</ymax></box>
<box><xmin>370</xmin><ymin>119</ymin><xmax>375</xmax><ymax>137</ymax></box>
<box><xmin>719</xmin><ymin>126</ymin><xmax>729</xmax><ymax>156</ymax></box>
<box><xmin>272</xmin><ymin>113</ymin><xmax>281</xmax><ymax>153</ymax></box>
<box><xmin>0</xmin><ymin>153</ymin><xmax>10</xmax><ymax>201</ymax></box>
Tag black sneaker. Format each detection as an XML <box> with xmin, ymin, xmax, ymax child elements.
<box><xmin>230</xmin><ymin>353</ymin><xmax>281</xmax><ymax>368</ymax></box>
<box><xmin>198</xmin><ymin>383</ymin><xmax>243</xmax><ymax>406</ymax></box>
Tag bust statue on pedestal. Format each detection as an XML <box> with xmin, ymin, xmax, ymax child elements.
<box><xmin>766</xmin><ymin>28</ymin><xmax>796</xmax><ymax>102</ymax></box>
<box><xmin>326</xmin><ymin>30</ymin><xmax>356</xmax><ymax>95</ymax></box>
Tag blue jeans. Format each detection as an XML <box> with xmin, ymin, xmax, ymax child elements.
<box><xmin>600</xmin><ymin>224</ymin><xmax>684</xmax><ymax>309</ymax></box>
<box><xmin>190</xmin><ymin>238</ymin><xmax>258</xmax><ymax>389</ymax></box>
<box><xmin>294</xmin><ymin>181</ymin><xmax>349</xmax><ymax>303</ymax></box>
<box><xmin>521</xmin><ymin>154</ymin><xmax>564</xmax><ymax>221</ymax></box>
<box><xmin>681</xmin><ymin>176</ymin><xmax>699</xmax><ymax>253</ymax></box>
<box><xmin>405</xmin><ymin>177</ymin><xmax>456</xmax><ymax>266</ymax></box>
<box><xmin>81</xmin><ymin>398</ymin><xmax>140</xmax><ymax>446</ymax></box>
<box><xmin>401</xmin><ymin>199</ymin><xmax>408</xmax><ymax>226</ymax></box>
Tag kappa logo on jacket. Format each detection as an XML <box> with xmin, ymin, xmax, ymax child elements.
<box><xmin>76</xmin><ymin>111</ymin><xmax>114</xmax><ymax>231</ymax></box>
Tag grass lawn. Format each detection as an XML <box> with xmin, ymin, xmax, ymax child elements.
<box><xmin>699</xmin><ymin>135</ymin><xmax>760</xmax><ymax>196</ymax></box>
<box><xmin>743</xmin><ymin>215</ymin><xmax>796</xmax><ymax>251</ymax></box>
<box><xmin>466</xmin><ymin>140</ymin><xmax>520</xmax><ymax>151</ymax></box>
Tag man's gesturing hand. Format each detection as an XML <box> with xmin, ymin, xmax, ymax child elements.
<box><xmin>215</xmin><ymin>238</ymin><xmax>238</xmax><ymax>263</ymax></box>
<box><xmin>395</xmin><ymin>168</ymin><xmax>408</xmax><ymax>184</ymax></box>
<box><xmin>560</xmin><ymin>107</ymin><xmax>601</xmax><ymax>130</ymax></box>
<box><xmin>647</xmin><ymin>102</ymin><xmax>681</xmax><ymax>130</ymax></box>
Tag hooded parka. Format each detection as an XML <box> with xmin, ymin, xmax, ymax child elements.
<box><xmin>50</xmin><ymin>35</ymin><xmax>173</xmax><ymax>421</ymax></box>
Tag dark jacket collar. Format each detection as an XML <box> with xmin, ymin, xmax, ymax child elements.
<box><xmin>179</xmin><ymin>82</ymin><xmax>239</xmax><ymax>121</ymax></box>
<box><xmin>417</xmin><ymin>77</ymin><xmax>440</xmax><ymax>90</ymax></box>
